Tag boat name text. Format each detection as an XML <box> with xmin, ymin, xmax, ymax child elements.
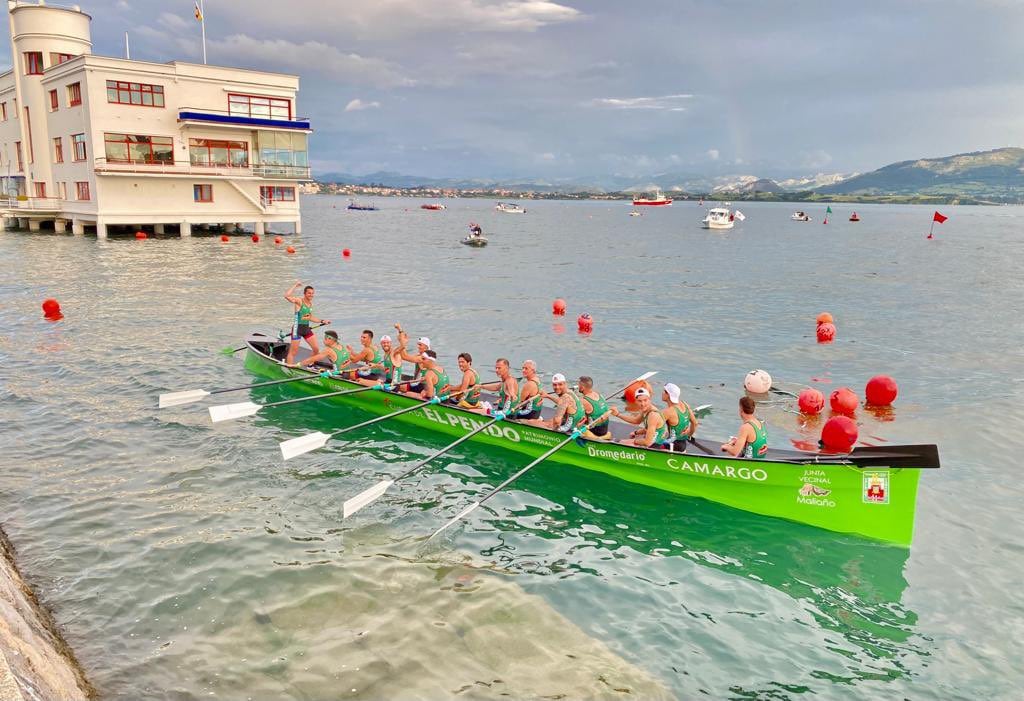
<box><xmin>666</xmin><ymin>458</ymin><xmax>768</xmax><ymax>482</ymax></box>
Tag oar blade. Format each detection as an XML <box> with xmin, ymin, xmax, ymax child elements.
<box><xmin>634</xmin><ymin>371</ymin><xmax>658</xmax><ymax>382</ymax></box>
<box><xmin>694</xmin><ymin>403</ymin><xmax>712</xmax><ymax>419</ymax></box>
<box><xmin>158</xmin><ymin>388</ymin><xmax>210</xmax><ymax>408</ymax></box>
<box><xmin>429</xmin><ymin>502</ymin><xmax>481</xmax><ymax>540</ymax></box>
<box><xmin>342</xmin><ymin>480</ymin><xmax>395</xmax><ymax>518</ymax></box>
<box><xmin>280</xmin><ymin>431</ymin><xmax>330</xmax><ymax>461</ymax></box>
<box><xmin>208</xmin><ymin>401</ymin><xmax>261</xmax><ymax>423</ymax></box>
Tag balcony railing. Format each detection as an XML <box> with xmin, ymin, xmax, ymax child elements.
<box><xmin>1</xmin><ymin>196</ymin><xmax>64</xmax><ymax>211</ymax></box>
<box><xmin>178</xmin><ymin>106</ymin><xmax>311</xmax><ymax>131</ymax></box>
<box><xmin>93</xmin><ymin>158</ymin><xmax>310</xmax><ymax>179</ymax></box>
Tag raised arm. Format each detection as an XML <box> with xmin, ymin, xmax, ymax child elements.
<box><xmin>284</xmin><ymin>281</ymin><xmax>303</xmax><ymax>305</ymax></box>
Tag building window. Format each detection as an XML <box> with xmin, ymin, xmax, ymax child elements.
<box><xmin>71</xmin><ymin>133</ymin><xmax>87</xmax><ymax>161</ymax></box>
<box><xmin>1</xmin><ymin>102</ymin><xmax>6</xmax><ymax>121</ymax></box>
<box><xmin>34</xmin><ymin>182</ymin><xmax>46</xmax><ymax>197</ymax></box>
<box><xmin>49</xmin><ymin>90</ymin><xmax>59</xmax><ymax>111</ymax></box>
<box><xmin>67</xmin><ymin>82</ymin><xmax>82</xmax><ymax>106</ymax></box>
<box><xmin>228</xmin><ymin>93</ymin><xmax>291</xmax><ymax>120</ymax></box>
<box><xmin>193</xmin><ymin>184</ymin><xmax>213</xmax><ymax>203</ymax></box>
<box><xmin>188</xmin><ymin>138</ymin><xmax>249</xmax><ymax>167</ymax></box>
<box><xmin>50</xmin><ymin>52</ymin><xmax>74</xmax><ymax>65</ymax></box>
<box><xmin>104</xmin><ymin>133</ymin><xmax>174</xmax><ymax>164</ymax></box>
<box><xmin>24</xmin><ymin>52</ymin><xmax>44</xmax><ymax>75</ymax></box>
<box><xmin>59</xmin><ymin>182</ymin><xmax>67</xmax><ymax>200</ymax></box>
<box><xmin>54</xmin><ymin>137</ymin><xmax>63</xmax><ymax>163</ymax></box>
<box><xmin>106</xmin><ymin>80</ymin><xmax>165</xmax><ymax>107</ymax></box>
<box><xmin>259</xmin><ymin>186</ymin><xmax>296</xmax><ymax>203</ymax></box>
<box><xmin>75</xmin><ymin>181</ymin><xmax>90</xmax><ymax>201</ymax></box>
<box><xmin>15</xmin><ymin>142</ymin><xmax>23</xmax><ymax>172</ymax></box>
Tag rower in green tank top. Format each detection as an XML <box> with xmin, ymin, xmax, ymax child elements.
<box><xmin>577</xmin><ymin>376</ymin><xmax>612</xmax><ymax>440</ymax></box>
<box><xmin>610</xmin><ymin>387</ymin><xmax>667</xmax><ymax>447</ymax></box>
<box><xmin>475</xmin><ymin>358</ymin><xmax>519</xmax><ymax>415</ymax></box>
<box><xmin>515</xmin><ymin>360</ymin><xmax>544</xmax><ymax>420</ymax></box>
<box><xmin>661</xmin><ymin>382</ymin><xmax>699</xmax><ymax>452</ymax></box>
<box><xmin>453</xmin><ymin>353</ymin><xmax>482</xmax><ymax>408</ymax></box>
<box><xmin>722</xmin><ymin>396</ymin><xmax>769</xmax><ymax>458</ymax></box>
<box><xmin>296</xmin><ymin>330</ymin><xmax>342</xmax><ymax>371</ymax></box>
<box><xmin>414</xmin><ymin>350</ymin><xmax>450</xmax><ymax>400</ymax></box>
<box><xmin>522</xmin><ymin>373</ymin><xmax>586</xmax><ymax>433</ymax></box>
<box><xmin>346</xmin><ymin>329</ymin><xmax>382</xmax><ymax>379</ymax></box>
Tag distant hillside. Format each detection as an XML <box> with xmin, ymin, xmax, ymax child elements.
<box><xmin>818</xmin><ymin>147</ymin><xmax>1024</xmax><ymax>202</ymax></box>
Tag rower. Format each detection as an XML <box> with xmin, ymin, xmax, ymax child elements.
<box><xmin>610</xmin><ymin>387</ymin><xmax>667</xmax><ymax>447</ymax></box>
<box><xmin>721</xmin><ymin>396</ymin><xmax>768</xmax><ymax>458</ymax></box>
<box><xmin>662</xmin><ymin>382</ymin><xmax>698</xmax><ymax>452</ymax></box>
<box><xmin>452</xmin><ymin>352</ymin><xmax>482</xmax><ymax>409</ymax></box>
<box><xmin>577</xmin><ymin>376</ymin><xmax>612</xmax><ymax>441</ymax></box>
<box><xmin>523</xmin><ymin>373</ymin><xmax>586</xmax><ymax>432</ymax></box>
<box><xmin>295</xmin><ymin>330</ymin><xmax>343</xmax><ymax>371</ymax></box>
<box><xmin>475</xmin><ymin>358</ymin><xmax>519</xmax><ymax>415</ymax></box>
<box><xmin>356</xmin><ymin>334</ymin><xmax>401</xmax><ymax>387</ymax></box>
<box><xmin>346</xmin><ymin>329</ymin><xmax>383</xmax><ymax>380</ymax></box>
<box><xmin>515</xmin><ymin>360</ymin><xmax>544</xmax><ymax>420</ymax></box>
<box><xmin>395</xmin><ymin>323</ymin><xmax>430</xmax><ymax>392</ymax></box>
<box><xmin>415</xmin><ymin>349</ymin><xmax>450</xmax><ymax>401</ymax></box>
<box><xmin>284</xmin><ymin>281</ymin><xmax>329</xmax><ymax>365</ymax></box>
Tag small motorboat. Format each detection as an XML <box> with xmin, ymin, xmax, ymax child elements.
<box><xmin>347</xmin><ymin>200</ymin><xmax>378</xmax><ymax>211</ymax></box>
<box><xmin>791</xmin><ymin>211</ymin><xmax>810</xmax><ymax>221</ymax></box>
<box><xmin>633</xmin><ymin>190</ymin><xmax>672</xmax><ymax>206</ymax></box>
<box><xmin>461</xmin><ymin>235</ymin><xmax>488</xmax><ymax>247</ymax></box>
<box><xmin>421</xmin><ymin>203</ymin><xmax>446</xmax><ymax>211</ymax></box>
<box><xmin>495</xmin><ymin>202</ymin><xmax>526</xmax><ymax>214</ymax></box>
<box><xmin>849</xmin><ymin>212</ymin><xmax>861</xmax><ymax>222</ymax></box>
<box><xmin>702</xmin><ymin>207</ymin><xmax>744</xmax><ymax>229</ymax></box>
<box><xmin>629</xmin><ymin>210</ymin><xmax>642</xmax><ymax>217</ymax></box>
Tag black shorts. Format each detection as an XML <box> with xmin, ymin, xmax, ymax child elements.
<box><xmin>291</xmin><ymin>324</ymin><xmax>313</xmax><ymax>341</ymax></box>
<box><xmin>516</xmin><ymin>408</ymin><xmax>542</xmax><ymax>420</ymax></box>
<box><xmin>672</xmin><ymin>439</ymin><xmax>689</xmax><ymax>453</ymax></box>
<box><xmin>405</xmin><ymin>382</ymin><xmax>424</xmax><ymax>393</ymax></box>
<box><xmin>589</xmin><ymin>422</ymin><xmax>609</xmax><ymax>437</ymax></box>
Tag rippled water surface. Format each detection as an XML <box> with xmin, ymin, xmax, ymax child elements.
<box><xmin>1</xmin><ymin>197</ymin><xmax>1023</xmax><ymax>700</ymax></box>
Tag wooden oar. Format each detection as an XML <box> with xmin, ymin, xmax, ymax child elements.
<box><xmin>209</xmin><ymin>378</ymin><xmax>386</xmax><ymax>423</ymax></box>
<box><xmin>219</xmin><ymin>322</ymin><xmax>329</xmax><ymax>355</ymax></box>
<box><xmin>428</xmin><ymin>371</ymin><xmax>656</xmax><ymax>539</ymax></box>
<box><xmin>341</xmin><ymin>395</ymin><xmax>535</xmax><ymax>518</ymax></box>
<box><xmin>159</xmin><ymin>363</ymin><xmax>352</xmax><ymax>408</ymax></box>
<box><xmin>279</xmin><ymin>387</ymin><xmax>467</xmax><ymax>461</ymax></box>
<box><xmin>798</xmin><ymin>443</ymin><xmax>940</xmax><ymax>469</ymax></box>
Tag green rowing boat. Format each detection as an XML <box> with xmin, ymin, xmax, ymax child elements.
<box><xmin>242</xmin><ymin>333</ymin><xmax>939</xmax><ymax>546</ymax></box>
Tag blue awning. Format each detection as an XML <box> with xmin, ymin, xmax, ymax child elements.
<box><xmin>179</xmin><ymin>111</ymin><xmax>311</xmax><ymax>130</ymax></box>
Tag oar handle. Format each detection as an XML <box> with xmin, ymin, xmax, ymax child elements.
<box><xmin>329</xmin><ymin>387</ymin><xmax>468</xmax><ymax>438</ymax></box>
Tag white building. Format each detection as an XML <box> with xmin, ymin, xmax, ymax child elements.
<box><xmin>0</xmin><ymin>0</ymin><xmax>310</xmax><ymax>238</ymax></box>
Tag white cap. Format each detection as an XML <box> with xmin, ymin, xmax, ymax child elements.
<box><xmin>551</xmin><ymin>373</ymin><xmax>567</xmax><ymax>384</ymax></box>
<box><xmin>417</xmin><ymin>337</ymin><xmax>431</xmax><ymax>349</ymax></box>
<box><xmin>380</xmin><ymin>335</ymin><xmax>392</xmax><ymax>343</ymax></box>
<box><xmin>634</xmin><ymin>387</ymin><xmax>651</xmax><ymax>399</ymax></box>
<box><xmin>664</xmin><ymin>383</ymin><xmax>681</xmax><ymax>403</ymax></box>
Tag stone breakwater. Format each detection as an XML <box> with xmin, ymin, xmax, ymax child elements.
<box><xmin>1</xmin><ymin>526</ymin><xmax>93</xmax><ymax>700</ymax></box>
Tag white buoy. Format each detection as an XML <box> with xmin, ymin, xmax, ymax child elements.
<box><xmin>744</xmin><ymin>369</ymin><xmax>773</xmax><ymax>394</ymax></box>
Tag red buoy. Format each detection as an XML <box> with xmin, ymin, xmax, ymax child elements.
<box><xmin>286</xmin><ymin>246</ymin><xmax>296</xmax><ymax>254</ymax></box>
<box><xmin>829</xmin><ymin>387</ymin><xmax>859</xmax><ymax>415</ymax></box>
<box><xmin>42</xmin><ymin>298</ymin><xmax>61</xmax><ymax>318</ymax></box>
<box><xmin>342</xmin><ymin>248</ymin><xmax>352</xmax><ymax>258</ymax></box>
<box><xmin>274</xmin><ymin>236</ymin><xmax>283</xmax><ymax>245</ymax></box>
<box><xmin>577</xmin><ymin>312</ymin><xmax>592</xmax><ymax>333</ymax></box>
<box><xmin>552</xmin><ymin>298</ymin><xmax>567</xmax><ymax>316</ymax></box>
<box><xmin>134</xmin><ymin>231</ymin><xmax>147</xmax><ymax>240</ymax></box>
<box><xmin>797</xmin><ymin>388</ymin><xmax>825</xmax><ymax>415</ymax></box>
<box><xmin>251</xmin><ymin>234</ymin><xmax>260</xmax><ymax>243</ymax></box>
<box><xmin>821</xmin><ymin>415</ymin><xmax>858</xmax><ymax>452</ymax></box>
<box><xmin>865</xmin><ymin>375</ymin><xmax>898</xmax><ymax>407</ymax></box>
<box><xmin>220</xmin><ymin>235</ymin><xmax>229</xmax><ymax>242</ymax></box>
<box><xmin>816</xmin><ymin>322</ymin><xmax>836</xmax><ymax>343</ymax></box>
<box><xmin>816</xmin><ymin>312</ymin><xmax>833</xmax><ymax>326</ymax></box>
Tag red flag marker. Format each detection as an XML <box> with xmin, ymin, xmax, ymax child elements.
<box><xmin>928</xmin><ymin>210</ymin><xmax>947</xmax><ymax>239</ymax></box>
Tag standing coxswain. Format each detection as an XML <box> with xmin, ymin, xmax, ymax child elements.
<box><xmin>284</xmin><ymin>282</ymin><xmax>329</xmax><ymax>365</ymax></box>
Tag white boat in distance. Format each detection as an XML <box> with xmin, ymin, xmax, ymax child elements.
<box><xmin>791</xmin><ymin>211</ymin><xmax>810</xmax><ymax>221</ymax></box>
<box><xmin>495</xmin><ymin>202</ymin><xmax>526</xmax><ymax>214</ymax></box>
<box><xmin>702</xmin><ymin>207</ymin><xmax>745</xmax><ymax>229</ymax></box>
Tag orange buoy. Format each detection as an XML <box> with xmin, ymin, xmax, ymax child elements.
<box><xmin>274</xmin><ymin>236</ymin><xmax>283</xmax><ymax>245</ymax></box>
<box><xmin>623</xmin><ymin>379</ymin><xmax>653</xmax><ymax>410</ymax></box>
<box><xmin>342</xmin><ymin>248</ymin><xmax>351</xmax><ymax>257</ymax></box>
<box><xmin>829</xmin><ymin>387</ymin><xmax>859</xmax><ymax>415</ymax></box>
<box><xmin>42</xmin><ymin>298</ymin><xmax>61</xmax><ymax>318</ymax></box>
<box><xmin>286</xmin><ymin>246</ymin><xmax>296</xmax><ymax>254</ymax></box>
<box><xmin>816</xmin><ymin>312</ymin><xmax>833</xmax><ymax>326</ymax></box>
<box><xmin>220</xmin><ymin>235</ymin><xmax>229</xmax><ymax>242</ymax></box>
<box><xmin>134</xmin><ymin>231</ymin><xmax>147</xmax><ymax>240</ymax></box>
<box><xmin>251</xmin><ymin>234</ymin><xmax>260</xmax><ymax>243</ymax></box>
<box><xmin>797</xmin><ymin>388</ymin><xmax>825</xmax><ymax>415</ymax></box>
<box><xmin>821</xmin><ymin>415</ymin><xmax>858</xmax><ymax>451</ymax></box>
<box><xmin>865</xmin><ymin>375</ymin><xmax>898</xmax><ymax>407</ymax></box>
<box><xmin>577</xmin><ymin>312</ymin><xmax>592</xmax><ymax>333</ymax></box>
<box><xmin>816</xmin><ymin>322</ymin><xmax>836</xmax><ymax>343</ymax></box>
<box><xmin>552</xmin><ymin>298</ymin><xmax>567</xmax><ymax>315</ymax></box>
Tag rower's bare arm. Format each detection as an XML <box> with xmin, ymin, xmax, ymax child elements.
<box><xmin>614</xmin><ymin>411</ymin><xmax>643</xmax><ymax>426</ymax></box>
<box><xmin>298</xmin><ymin>350</ymin><xmax>327</xmax><ymax>367</ymax></box>
<box><xmin>687</xmin><ymin>407</ymin><xmax>698</xmax><ymax>437</ymax></box>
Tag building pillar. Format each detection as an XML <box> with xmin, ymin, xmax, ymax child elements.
<box><xmin>180</xmin><ymin>222</ymin><xmax>192</xmax><ymax>237</ymax></box>
<box><xmin>223</xmin><ymin>223</ymin><xmax>237</xmax><ymax>233</ymax></box>
<box><xmin>294</xmin><ymin>219</ymin><xmax>302</xmax><ymax>235</ymax></box>
<box><xmin>53</xmin><ymin>218</ymin><xmax>68</xmax><ymax>233</ymax></box>
<box><xmin>71</xmin><ymin>219</ymin><xmax>84</xmax><ymax>235</ymax></box>
<box><xmin>16</xmin><ymin>217</ymin><xmax>27</xmax><ymax>229</ymax></box>
<box><xmin>27</xmin><ymin>219</ymin><xmax>41</xmax><ymax>231</ymax></box>
<box><xmin>96</xmin><ymin>221</ymin><xmax>108</xmax><ymax>239</ymax></box>
<box><xmin>154</xmin><ymin>224</ymin><xmax>165</xmax><ymax>234</ymax></box>
<box><xmin>254</xmin><ymin>221</ymin><xmax>266</xmax><ymax>236</ymax></box>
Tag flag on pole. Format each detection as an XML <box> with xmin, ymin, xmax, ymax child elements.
<box><xmin>933</xmin><ymin>211</ymin><xmax>948</xmax><ymax>224</ymax></box>
<box><xmin>194</xmin><ymin>1</ymin><xmax>203</xmax><ymax>21</ymax></box>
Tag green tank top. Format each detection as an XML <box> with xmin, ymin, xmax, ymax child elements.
<box><xmin>523</xmin><ymin>379</ymin><xmax>543</xmax><ymax>412</ymax></box>
<box><xmin>370</xmin><ymin>345</ymin><xmax>383</xmax><ymax>365</ymax></box>
<box><xmin>583</xmin><ymin>392</ymin><xmax>609</xmax><ymax>426</ymax></box>
<box><xmin>383</xmin><ymin>353</ymin><xmax>398</xmax><ymax>382</ymax></box>
<box><xmin>644</xmin><ymin>409</ymin><xmax>668</xmax><ymax>445</ymax></box>
<box><xmin>295</xmin><ymin>302</ymin><xmax>312</xmax><ymax>327</ymax></box>
<box><xmin>559</xmin><ymin>391</ymin><xmax>587</xmax><ymax>430</ymax></box>
<box><xmin>427</xmin><ymin>367</ymin><xmax>450</xmax><ymax>395</ymax></box>
<box><xmin>743</xmin><ymin>420</ymin><xmax>768</xmax><ymax>458</ymax></box>
<box><xmin>668</xmin><ymin>403</ymin><xmax>692</xmax><ymax>440</ymax></box>
<box><xmin>335</xmin><ymin>347</ymin><xmax>351</xmax><ymax>368</ymax></box>
<box><xmin>464</xmin><ymin>368</ymin><xmax>481</xmax><ymax>403</ymax></box>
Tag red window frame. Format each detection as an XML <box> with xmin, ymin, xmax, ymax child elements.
<box><xmin>50</xmin><ymin>53</ymin><xmax>74</xmax><ymax>65</ymax></box>
<box><xmin>71</xmin><ymin>133</ymin><xmax>87</xmax><ymax>161</ymax></box>
<box><xmin>25</xmin><ymin>52</ymin><xmax>44</xmax><ymax>75</ymax></box>
<box><xmin>15</xmin><ymin>142</ymin><xmax>23</xmax><ymax>172</ymax></box>
<box><xmin>193</xmin><ymin>184</ymin><xmax>213</xmax><ymax>203</ymax></box>
<box><xmin>33</xmin><ymin>182</ymin><xmax>46</xmax><ymax>197</ymax></box>
<box><xmin>67</xmin><ymin>82</ymin><xmax>82</xmax><ymax>106</ymax></box>
<box><xmin>103</xmin><ymin>133</ymin><xmax>174</xmax><ymax>165</ymax></box>
<box><xmin>259</xmin><ymin>186</ymin><xmax>296</xmax><ymax>202</ymax></box>
<box><xmin>75</xmin><ymin>181</ymin><xmax>90</xmax><ymax>201</ymax></box>
<box><xmin>106</xmin><ymin>80</ymin><xmax>165</xmax><ymax>108</ymax></box>
<box><xmin>49</xmin><ymin>90</ymin><xmax>59</xmax><ymax>111</ymax></box>
<box><xmin>1</xmin><ymin>102</ymin><xmax>6</xmax><ymax>121</ymax></box>
<box><xmin>54</xmin><ymin>137</ymin><xmax>63</xmax><ymax>163</ymax></box>
<box><xmin>188</xmin><ymin>138</ymin><xmax>249</xmax><ymax>167</ymax></box>
<box><xmin>227</xmin><ymin>93</ymin><xmax>291</xmax><ymax>120</ymax></box>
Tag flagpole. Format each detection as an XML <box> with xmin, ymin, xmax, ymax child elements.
<box><xmin>124</xmin><ymin>31</ymin><xmax>130</xmax><ymax>59</ymax></box>
<box><xmin>200</xmin><ymin>0</ymin><xmax>207</xmax><ymax>64</ymax></box>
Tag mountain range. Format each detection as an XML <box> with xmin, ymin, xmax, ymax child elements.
<box><xmin>316</xmin><ymin>147</ymin><xmax>1024</xmax><ymax>203</ymax></box>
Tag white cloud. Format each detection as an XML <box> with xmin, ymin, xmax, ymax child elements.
<box><xmin>800</xmin><ymin>149</ymin><xmax>833</xmax><ymax>169</ymax></box>
<box><xmin>158</xmin><ymin>11</ymin><xmax>189</xmax><ymax>31</ymax></box>
<box><xmin>345</xmin><ymin>99</ymin><xmax>381</xmax><ymax>112</ymax></box>
<box><xmin>539</xmin><ymin>152</ymin><xmax>556</xmax><ymax>161</ymax></box>
<box><xmin>706</xmin><ymin>148</ymin><xmax>720</xmax><ymax>161</ymax></box>
<box><xmin>590</xmin><ymin>94</ymin><xmax>693</xmax><ymax>110</ymax></box>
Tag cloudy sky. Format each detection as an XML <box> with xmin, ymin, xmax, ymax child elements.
<box><xmin>7</xmin><ymin>0</ymin><xmax>1024</xmax><ymax>179</ymax></box>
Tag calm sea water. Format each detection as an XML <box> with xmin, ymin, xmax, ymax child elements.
<box><xmin>1</xmin><ymin>196</ymin><xmax>1022</xmax><ymax>700</ymax></box>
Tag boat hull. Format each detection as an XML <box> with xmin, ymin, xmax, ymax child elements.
<box><xmin>633</xmin><ymin>200</ymin><xmax>672</xmax><ymax>206</ymax></box>
<box><xmin>243</xmin><ymin>340</ymin><xmax>923</xmax><ymax>545</ymax></box>
<box><xmin>461</xmin><ymin>237</ymin><xmax>488</xmax><ymax>246</ymax></box>
<box><xmin>702</xmin><ymin>221</ymin><xmax>734</xmax><ymax>229</ymax></box>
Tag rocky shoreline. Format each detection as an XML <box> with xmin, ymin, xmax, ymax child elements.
<box><xmin>0</xmin><ymin>526</ymin><xmax>94</xmax><ymax>701</ymax></box>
